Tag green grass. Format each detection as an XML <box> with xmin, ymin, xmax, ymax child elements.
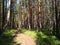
<box><xmin>21</xmin><ymin>29</ymin><xmax>37</xmax><ymax>40</ymax></box>
<box><xmin>0</xmin><ymin>29</ymin><xmax>15</xmax><ymax>45</ymax></box>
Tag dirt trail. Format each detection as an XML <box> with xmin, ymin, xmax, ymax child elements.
<box><xmin>13</xmin><ymin>33</ymin><xmax>36</xmax><ymax>45</ymax></box>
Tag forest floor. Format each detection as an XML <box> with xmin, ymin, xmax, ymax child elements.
<box><xmin>13</xmin><ymin>33</ymin><xmax>36</xmax><ymax>45</ymax></box>
<box><xmin>0</xmin><ymin>29</ymin><xmax>60</xmax><ymax>45</ymax></box>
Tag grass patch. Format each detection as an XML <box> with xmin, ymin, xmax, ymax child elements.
<box><xmin>0</xmin><ymin>29</ymin><xmax>16</xmax><ymax>45</ymax></box>
<box><xmin>21</xmin><ymin>29</ymin><xmax>37</xmax><ymax>40</ymax></box>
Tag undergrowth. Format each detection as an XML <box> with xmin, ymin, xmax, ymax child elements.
<box><xmin>0</xmin><ymin>29</ymin><xmax>60</xmax><ymax>45</ymax></box>
<box><xmin>21</xmin><ymin>29</ymin><xmax>60</xmax><ymax>45</ymax></box>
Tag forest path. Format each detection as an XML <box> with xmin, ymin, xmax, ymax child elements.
<box><xmin>13</xmin><ymin>33</ymin><xmax>36</xmax><ymax>45</ymax></box>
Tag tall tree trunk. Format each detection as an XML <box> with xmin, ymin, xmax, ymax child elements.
<box><xmin>0</xmin><ymin>0</ymin><xmax>3</xmax><ymax>35</ymax></box>
<box><xmin>17</xmin><ymin>0</ymin><xmax>22</xmax><ymax>31</ymax></box>
<box><xmin>27</xmin><ymin>0</ymin><xmax>32</xmax><ymax>30</ymax></box>
<box><xmin>5</xmin><ymin>0</ymin><xmax>11</xmax><ymax>29</ymax></box>
<box><xmin>55</xmin><ymin>0</ymin><xmax>60</xmax><ymax>38</ymax></box>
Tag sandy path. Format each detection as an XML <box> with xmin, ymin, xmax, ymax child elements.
<box><xmin>13</xmin><ymin>33</ymin><xmax>36</xmax><ymax>45</ymax></box>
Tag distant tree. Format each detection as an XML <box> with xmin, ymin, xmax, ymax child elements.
<box><xmin>10</xmin><ymin>0</ymin><xmax>17</xmax><ymax>29</ymax></box>
<box><xmin>17</xmin><ymin>0</ymin><xmax>22</xmax><ymax>30</ymax></box>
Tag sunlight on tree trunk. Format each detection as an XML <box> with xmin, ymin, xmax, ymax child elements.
<box><xmin>7</xmin><ymin>0</ymin><xmax>11</xmax><ymax>21</ymax></box>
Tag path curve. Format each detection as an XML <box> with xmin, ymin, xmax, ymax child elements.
<box><xmin>13</xmin><ymin>33</ymin><xmax>36</xmax><ymax>45</ymax></box>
